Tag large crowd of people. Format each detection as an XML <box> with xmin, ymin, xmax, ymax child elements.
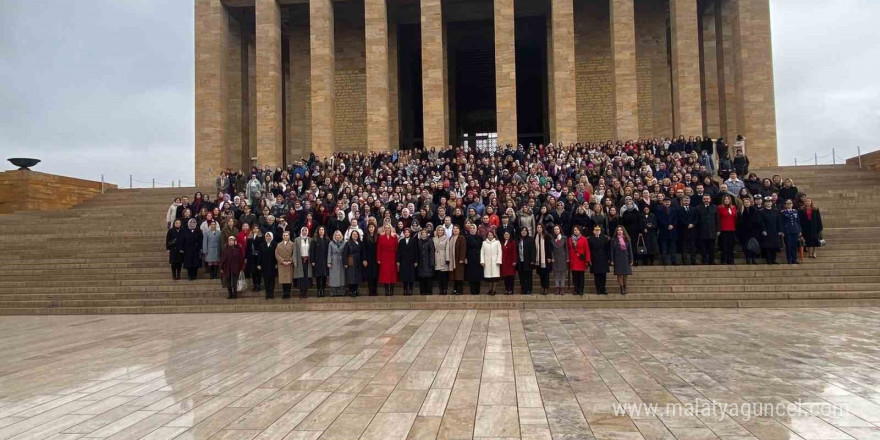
<box><xmin>164</xmin><ymin>136</ymin><xmax>824</xmax><ymax>299</ymax></box>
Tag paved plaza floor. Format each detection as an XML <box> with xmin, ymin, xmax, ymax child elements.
<box><xmin>0</xmin><ymin>308</ymin><xmax>879</xmax><ymax>440</ymax></box>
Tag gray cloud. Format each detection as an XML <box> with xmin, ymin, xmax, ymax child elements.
<box><xmin>1</xmin><ymin>0</ymin><xmax>877</xmax><ymax>187</ymax></box>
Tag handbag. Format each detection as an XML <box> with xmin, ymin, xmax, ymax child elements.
<box><xmin>236</xmin><ymin>271</ymin><xmax>247</xmax><ymax>291</ymax></box>
<box><xmin>746</xmin><ymin>237</ymin><xmax>760</xmax><ymax>254</ymax></box>
<box><xmin>636</xmin><ymin>234</ymin><xmax>648</xmax><ymax>255</ymax></box>
<box><xmin>819</xmin><ymin>231</ymin><xmax>826</xmax><ymax>247</ymax></box>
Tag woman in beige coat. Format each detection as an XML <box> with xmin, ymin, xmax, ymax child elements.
<box><xmin>275</xmin><ymin>231</ymin><xmax>295</xmax><ymax>299</ymax></box>
<box><xmin>433</xmin><ymin>227</ymin><xmax>450</xmax><ymax>295</ymax></box>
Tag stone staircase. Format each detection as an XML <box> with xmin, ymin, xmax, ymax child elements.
<box><xmin>1</xmin><ymin>165</ymin><xmax>879</xmax><ymax>314</ymax></box>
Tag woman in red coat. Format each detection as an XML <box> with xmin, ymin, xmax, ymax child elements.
<box><xmin>377</xmin><ymin>225</ymin><xmax>399</xmax><ymax>296</ymax></box>
<box><xmin>500</xmin><ymin>231</ymin><xmax>518</xmax><ymax>295</ymax></box>
<box><xmin>717</xmin><ymin>194</ymin><xmax>738</xmax><ymax>265</ymax></box>
<box><xmin>567</xmin><ymin>225</ymin><xmax>591</xmax><ymax>295</ymax></box>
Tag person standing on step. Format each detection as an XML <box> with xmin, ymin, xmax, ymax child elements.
<box><xmin>257</xmin><ymin>232</ymin><xmax>277</xmax><ymax>298</ymax></box>
<box><xmin>678</xmin><ymin>196</ymin><xmax>698</xmax><ymax>265</ymax></box>
<box><xmin>695</xmin><ymin>194</ymin><xmax>719</xmax><ymax>265</ymax></box>
<box><xmin>588</xmin><ymin>225</ymin><xmax>611</xmax><ymax>295</ymax></box>
<box><xmin>275</xmin><ymin>231</ymin><xmax>295</xmax><ymax>299</ymax></box>
<box><xmin>758</xmin><ymin>197</ymin><xmax>783</xmax><ymax>264</ymax></box>
<box><xmin>245</xmin><ymin>225</ymin><xmax>263</xmax><ymax>291</ymax></box>
<box><xmin>417</xmin><ymin>229</ymin><xmax>436</xmax><ymax>295</ymax></box>
<box><xmin>799</xmin><ymin>198</ymin><xmax>823</xmax><ymax>259</ymax></box>
<box><xmin>361</xmin><ymin>224</ymin><xmax>380</xmax><ymax>296</ymax></box>
<box><xmin>550</xmin><ymin>225</ymin><xmax>569</xmax><ymax>295</ymax></box>
<box><xmin>568</xmin><ymin>225</ymin><xmax>590</xmax><ymax>295</ymax></box>
<box><xmin>202</xmin><ymin>220</ymin><xmax>222</xmax><ymax>279</ymax></box>
<box><xmin>328</xmin><ymin>230</ymin><xmax>346</xmax><ymax>297</ymax></box>
<box><xmin>377</xmin><ymin>224</ymin><xmax>399</xmax><ymax>296</ymax></box>
<box><xmin>310</xmin><ymin>226</ymin><xmax>330</xmax><ymax>297</ymax></box>
<box><xmin>780</xmin><ymin>199</ymin><xmax>803</xmax><ymax>265</ymax></box>
<box><xmin>610</xmin><ymin>226</ymin><xmax>633</xmax><ymax>295</ymax></box>
<box><xmin>655</xmin><ymin>199</ymin><xmax>678</xmax><ymax>266</ymax></box>
<box><xmin>717</xmin><ymin>195</ymin><xmax>738</xmax><ymax>265</ymax></box>
<box><xmin>294</xmin><ymin>227</ymin><xmax>312</xmax><ymax>298</ymax></box>
<box><xmin>480</xmin><ymin>230</ymin><xmax>502</xmax><ymax>295</ymax></box>
<box><xmin>500</xmin><ymin>231</ymin><xmax>518</xmax><ymax>295</ymax></box>
<box><xmin>343</xmin><ymin>230</ymin><xmax>364</xmax><ymax>297</ymax></box>
<box><xmin>166</xmin><ymin>219</ymin><xmax>184</xmax><ymax>280</ymax></box>
<box><xmin>465</xmin><ymin>223</ymin><xmax>485</xmax><ymax>295</ymax></box>
<box><xmin>433</xmin><ymin>227</ymin><xmax>450</xmax><ymax>295</ymax></box>
<box><xmin>448</xmin><ymin>225</ymin><xmax>467</xmax><ymax>295</ymax></box>
<box><xmin>517</xmin><ymin>227</ymin><xmax>536</xmax><ymax>295</ymax></box>
<box><xmin>396</xmin><ymin>228</ymin><xmax>419</xmax><ymax>296</ymax></box>
<box><xmin>219</xmin><ymin>236</ymin><xmax>244</xmax><ymax>299</ymax></box>
<box><xmin>534</xmin><ymin>223</ymin><xmax>553</xmax><ymax>295</ymax></box>
<box><xmin>737</xmin><ymin>197</ymin><xmax>761</xmax><ymax>264</ymax></box>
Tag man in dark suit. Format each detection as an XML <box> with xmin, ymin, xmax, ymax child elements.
<box><xmin>678</xmin><ymin>196</ymin><xmax>698</xmax><ymax>265</ymax></box>
<box><xmin>496</xmin><ymin>215</ymin><xmax>518</xmax><ymax>241</ymax></box>
<box><xmin>655</xmin><ymin>199</ymin><xmax>678</xmax><ymax>265</ymax></box>
<box><xmin>695</xmin><ymin>195</ymin><xmax>719</xmax><ymax>264</ymax></box>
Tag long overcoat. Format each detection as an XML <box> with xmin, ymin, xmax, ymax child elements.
<box><xmin>377</xmin><ymin>234</ymin><xmax>399</xmax><ymax>284</ymax></box>
<box><xmin>587</xmin><ymin>235</ymin><xmax>611</xmax><ymax>274</ymax></box>
<box><xmin>309</xmin><ymin>237</ymin><xmax>330</xmax><ymax>277</ymax></box>
<box><xmin>342</xmin><ymin>240</ymin><xmax>363</xmax><ymax>285</ymax></box>
<box><xmin>480</xmin><ymin>239</ymin><xmax>502</xmax><ymax>278</ymax></box>
<box><xmin>397</xmin><ymin>237</ymin><xmax>419</xmax><ymax>283</ymax></box>
<box><xmin>328</xmin><ymin>240</ymin><xmax>346</xmax><ymax>287</ymax></box>
<box><xmin>464</xmin><ymin>234</ymin><xmax>484</xmax><ymax>282</ymax></box>
<box><xmin>417</xmin><ymin>238</ymin><xmax>436</xmax><ymax>278</ymax></box>
<box><xmin>275</xmin><ymin>240</ymin><xmax>295</xmax><ymax>284</ymax></box>
<box><xmin>448</xmin><ymin>235</ymin><xmax>467</xmax><ymax>281</ymax></box>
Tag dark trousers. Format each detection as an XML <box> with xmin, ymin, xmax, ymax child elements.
<box><xmin>681</xmin><ymin>237</ymin><xmax>697</xmax><ymax>264</ymax></box>
<box><xmin>435</xmin><ymin>271</ymin><xmax>448</xmax><ymax>294</ymax></box>
<box><xmin>518</xmin><ymin>268</ymin><xmax>533</xmax><ymax>294</ymax></box>
<box><xmin>699</xmin><ymin>239</ymin><xmax>715</xmax><ymax>264</ymax></box>
<box><xmin>784</xmin><ymin>233</ymin><xmax>800</xmax><ymax>264</ymax></box>
<box><xmin>186</xmin><ymin>267</ymin><xmax>199</xmax><ymax>280</ymax></box>
<box><xmin>263</xmin><ymin>275</ymin><xmax>275</xmax><ymax>298</ymax></box>
<box><xmin>348</xmin><ymin>284</ymin><xmax>360</xmax><ymax>296</ymax></box>
<box><xmin>571</xmin><ymin>271</ymin><xmax>585</xmax><ymax>295</ymax></box>
<box><xmin>403</xmin><ymin>282</ymin><xmax>414</xmax><ymax>295</ymax></box>
<box><xmin>453</xmin><ymin>280</ymin><xmax>464</xmax><ymax>294</ymax></box>
<box><xmin>171</xmin><ymin>263</ymin><xmax>182</xmax><ymax>279</ymax></box>
<box><xmin>536</xmin><ymin>267</ymin><xmax>550</xmax><ymax>289</ymax></box>
<box><xmin>503</xmin><ymin>276</ymin><xmax>515</xmax><ymax>294</ymax></box>
<box><xmin>719</xmin><ymin>231</ymin><xmax>736</xmax><ymax>264</ymax></box>
<box><xmin>225</xmin><ymin>273</ymin><xmax>239</xmax><ymax>298</ymax></box>
<box><xmin>660</xmin><ymin>239</ymin><xmax>677</xmax><ymax>265</ymax></box>
<box><xmin>639</xmin><ymin>254</ymin><xmax>655</xmax><ymax>266</ymax></box>
<box><xmin>419</xmin><ymin>277</ymin><xmax>434</xmax><ymax>295</ymax></box>
<box><xmin>593</xmin><ymin>273</ymin><xmax>607</xmax><ymax>294</ymax></box>
<box><xmin>763</xmin><ymin>247</ymin><xmax>778</xmax><ymax>264</ymax></box>
<box><xmin>209</xmin><ymin>266</ymin><xmax>219</xmax><ymax>279</ymax></box>
<box><xmin>469</xmin><ymin>281</ymin><xmax>481</xmax><ymax>295</ymax></box>
<box><xmin>366</xmin><ymin>277</ymin><xmax>377</xmax><ymax>296</ymax></box>
<box><xmin>251</xmin><ymin>268</ymin><xmax>262</xmax><ymax>289</ymax></box>
<box><xmin>281</xmin><ymin>283</ymin><xmax>291</xmax><ymax>298</ymax></box>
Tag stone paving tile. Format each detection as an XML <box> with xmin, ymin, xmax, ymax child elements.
<box><xmin>0</xmin><ymin>308</ymin><xmax>879</xmax><ymax>439</ymax></box>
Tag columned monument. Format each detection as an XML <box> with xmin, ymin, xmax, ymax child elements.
<box><xmin>195</xmin><ymin>0</ymin><xmax>777</xmax><ymax>186</ymax></box>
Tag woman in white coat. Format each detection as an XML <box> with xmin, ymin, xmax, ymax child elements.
<box><xmin>480</xmin><ymin>231</ymin><xmax>503</xmax><ymax>295</ymax></box>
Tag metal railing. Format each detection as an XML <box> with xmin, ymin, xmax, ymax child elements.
<box><xmin>99</xmin><ymin>174</ymin><xmax>196</xmax><ymax>193</ymax></box>
<box><xmin>792</xmin><ymin>146</ymin><xmax>873</xmax><ymax>167</ymax></box>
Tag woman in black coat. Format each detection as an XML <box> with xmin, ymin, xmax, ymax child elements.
<box><xmin>737</xmin><ymin>197</ymin><xmax>761</xmax><ymax>264</ymax></box>
<box><xmin>464</xmin><ymin>224</ymin><xmax>485</xmax><ymax>295</ymax></box>
<box><xmin>245</xmin><ymin>225</ymin><xmax>263</xmax><ymax>291</ymax></box>
<box><xmin>179</xmin><ymin>218</ymin><xmax>203</xmax><ymax>280</ymax></box>
<box><xmin>516</xmin><ymin>227</ymin><xmax>536</xmax><ymax>295</ymax></box>
<box><xmin>757</xmin><ymin>199</ymin><xmax>783</xmax><ymax>264</ymax></box>
<box><xmin>638</xmin><ymin>205</ymin><xmax>659</xmax><ymax>266</ymax></box>
<box><xmin>361</xmin><ymin>224</ymin><xmax>380</xmax><ymax>296</ymax></box>
<box><xmin>166</xmin><ymin>219</ymin><xmax>184</xmax><ymax>280</ymax></box>
<box><xmin>799</xmin><ymin>198</ymin><xmax>823</xmax><ymax>259</ymax></box>
<box><xmin>396</xmin><ymin>229</ymin><xmax>420</xmax><ymax>296</ymax></box>
<box><xmin>342</xmin><ymin>231</ymin><xmax>363</xmax><ymax>297</ymax></box>
<box><xmin>417</xmin><ymin>229</ymin><xmax>436</xmax><ymax>295</ymax></box>
<box><xmin>309</xmin><ymin>226</ymin><xmax>330</xmax><ymax>297</ymax></box>
<box><xmin>257</xmin><ymin>233</ymin><xmax>278</xmax><ymax>298</ymax></box>
<box><xmin>587</xmin><ymin>225</ymin><xmax>611</xmax><ymax>295</ymax></box>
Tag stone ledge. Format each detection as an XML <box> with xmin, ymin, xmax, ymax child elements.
<box><xmin>0</xmin><ymin>170</ymin><xmax>117</xmax><ymax>214</ymax></box>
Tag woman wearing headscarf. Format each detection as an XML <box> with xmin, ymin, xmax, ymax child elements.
<box><xmin>610</xmin><ymin>226</ymin><xmax>633</xmax><ymax>295</ymax></box>
<box><xmin>166</xmin><ymin>219</ymin><xmax>184</xmax><ymax>280</ymax></box>
<box><xmin>202</xmin><ymin>221</ymin><xmax>222</xmax><ymax>279</ymax></box>
<box><xmin>328</xmin><ymin>230</ymin><xmax>346</xmax><ymax>296</ymax></box>
<box><xmin>533</xmin><ymin>223</ymin><xmax>553</xmax><ymax>295</ymax></box>
<box><xmin>432</xmin><ymin>227</ymin><xmax>450</xmax><ymax>295</ymax></box>
<box><xmin>464</xmin><ymin>223</ymin><xmax>485</xmax><ymax>295</ymax></box>
<box><xmin>568</xmin><ymin>225</ymin><xmax>590</xmax><ymax>295</ymax></box>
<box><xmin>550</xmin><ymin>225</ymin><xmax>568</xmax><ymax>295</ymax></box>
<box><xmin>220</xmin><ymin>236</ymin><xmax>245</xmax><ymax>299</ymax></box>
<box><xmin>799</xmin><ymin>198</ymin><xmax>823</xmax><ymax>259</ymax></box>
<box><xmin>257</xmin><ymin>232</ymin><xmax>277</xmax><ymax>298</ymax></box>
<box><xmin>517</xmin><ymin>227</ymin><xmax>536</xmax><ymax>295</ymax></box>
<box><xmin>343</xmin><ymin>230</ymin><xmax>364</xmax><ymax>296</ymax></box>
<box><xmin>292</xmin><ymin>227</ymin><xmax>312</xmax><ymax>298</ymax></box>
<box><xmin>447</xmin><ymin>225</ymin><xmax>467</xmax><ymax>295</ymax></box>
<box><xmin>275</xmin><ymin>231</ymin><xmax>295</xmax><ymax>299</ymax></box>
<box><xmin>167</xmin><ymin>198</ymin><xmax>182</xmax><ymax>229</ymax></box>
<box><xmin>500</xmin><ymin>231</ymin><xmax>518</xmax><ymax>295</ymax></box>
<box><xmin>377</xmin><ymin>225</ymin><xmax>399</xmax><ymax>296</ymax></box>
<box><xmin>480</xmin><ymin>230</ymin><xmax>502</xmax><ymax>295</ymax></box>
<box><xmin>309</xmin><ymin>226</ymin><xmax>330</xmax><ymax>297</ymax></box>
<box><xmin>417</xmin><ymin>229</ymin><xmax>436</xmax><ymax>295</ymax></box>
<box><xmin>361</xmin><ymin>224</ymin><xmax>380</xmax><ymax>296</ymax></box>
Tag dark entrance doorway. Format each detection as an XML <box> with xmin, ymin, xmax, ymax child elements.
<box><xmin>515</xmin><ymin>16</ymin><xmax>548</xmax><ymax>146</ymax></box>
<box><xmin>397</xmin><ymin>23</ymin><xmax>423</xmax><ymax>149</ymax></box>
<box><xmin>447</xmin><ymin>20</ymin><xmax>496</xmax><ymax>149</ymax></box>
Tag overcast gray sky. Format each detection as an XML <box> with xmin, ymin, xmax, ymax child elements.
<box><xmin>1</xmin><ymin>0</ymin><xmax>878</xmax><ymax>186</ymax></box>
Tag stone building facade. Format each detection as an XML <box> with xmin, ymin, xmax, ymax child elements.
<box><xmin>195</xmin><ymin>0</ymin><xmax>777</xmax><ymax>186</ymax></box>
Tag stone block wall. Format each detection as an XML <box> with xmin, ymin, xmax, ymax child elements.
<box><xmin>847</xmin><ymin>150</ymin><xmax>880</xmax><ymax>171</ymax></box>
<box><xmin>575</xmin><ymin>0</ymin><xmax>613</xmax><ymax>142</ymax></box>
<box><xmin>0</xmin><ymin>171</ymin><xmax>117</xmax><ymax>214</ymax></box>
<box><xmin>635</xmin><ymin>0</ymin><xmax>672</xmax><ymax>139</ymax></box>
<box><xmin>334</xmin><ymin>1</ymin><xmax>367</xmax><ymax>151</ymax></box>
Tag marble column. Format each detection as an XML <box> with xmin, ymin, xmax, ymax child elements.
<box><xmin>549</xmin><ymin>0</ymin><xmax>577</xmax><ymax>144</ymax></box>
<box><xmin>610</xmin><ymin>0</ymin><xmax>639</xmax><ymax>140</ymax></box>
<box><xmin>669</xmin><ymin>0</ymin><xmax>704</xmax><ymax>136</ymax></box>
<box><xmin>195</xmin><ymin>0</ymin><xmax>230</xmax><ymax>188</ymax></box>
<box><xmin>310</xmin><ymin>0</ymin><xmax>336</xmax><ymax>159</ymax></box>
<box><xmin>421</xmin><ymin>0</ymin><xmax>448</xmax><ymax>148</ymax></box>
<box><xmin>255</xmin><ymin>0</ymin><xmax>283</xmax><ymax>167</ymax></box>
<box><xmin>365</xmin><ymin>0</ymin><xmax>390</xmax><ymax>152</ymax></box>
<box><xmin>699</xmin><ymin>0</ymin><xmax>721</xmax><ymax>139</ymax></box>
<box><xmin>494</xmin><ymin>0</ymin><xmax>517</xmax><ymax>148</ymax></box>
